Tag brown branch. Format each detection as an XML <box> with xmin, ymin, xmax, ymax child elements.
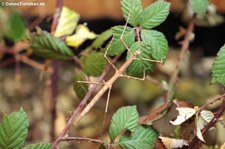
<box><xmin>0</xmin><ymin>57</ymin><xmax>15</xmax><ymax>67</ymax></box>
<box><xmin>199</xmin><ymin>94</ymin><xmax>225</xmax><ymax>111</ymax></box>
<box><xmin>19</xmin><ymin>55</ymin><xmax>53</xmax><ymax>73</ymax></box>
<box><xmin>188</xmin><ymin>98</ymin><xmax>225</xmax><ymax>148</ymax></box>
<box><xmin>165</xmin><ymin>15</ymin><xmax>196</xmax><ymax>100</ymax></box>
<box><xmin>60</xmin><ymin>136</ymin><xmax>105</xmax><ymax>144</ymax></box>
<box><xmin>139</xmin><ymin>101</ymin><xmax>171</xmax><ymax>125</ymax></box>
<box><xmin>50</xmin><ymin>0</ymin><xmax>64</xmax><ymax>141</ymax></box>
<box><xmin>52</xmin><ymin>55</ymin><xmax>120</xmax><ymax>148</ymax></box>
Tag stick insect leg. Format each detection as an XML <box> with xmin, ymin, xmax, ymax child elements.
<box><xmin>134</xmin><ymin>57</ymin><xmax>164</xmax><ymax>64</ymax></box>
<box><xmin>77</xmin><ymin>80</ymin><xmax>105</xmax><ymax>86</ymax></box>
<box><xmin>120</xmin><ymin>13</ymin><xmax>134</xmax><ymax>56</ymax></box>
<box><xmin>100</xmin><ymin>85</ymin><xmax>112</xmax><ymax>140</ymax></box>
<box><xmin>120</xmin><ymin>68</ymin><xmax>148</xmax><ymax>81</ymax></box>
<box><xmin>104</xmin><ymin>38</ymin><xmax>118</xmax><ymax>71</ymax></box>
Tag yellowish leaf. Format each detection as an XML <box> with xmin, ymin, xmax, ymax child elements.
<box><xmin>66</xmin><ymin>25</ymin><xmax>97</xmax><ymax>48</ymax></box>
<box><xmin>54</xmin><ymin>7</ymin><xmax>80</xmax><ymax>37</ymax></box>
<box><xmin>170</xmin><ymin>107</ymin><xmax>196</xmax><ymax>125</ymax></box>
<box><xmin>159</xmin><ymin>136</ymin><xmax>189</xmax><ymax>149</ymax></box>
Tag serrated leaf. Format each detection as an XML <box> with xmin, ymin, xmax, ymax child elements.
<box><xmin>140</xmin><ymin>1</ymin><xmax>170</xmax><ymax>29</ymax></box>
<box><xmin>73</xmin><ymin>71</ymin><xmax>88</xmax><ymax>100</ymax></box>
<box><xmin>0</xmin><ymin>108</ymin><xmax>28</xmax><ymax>149</ymax></box>
<box><xmin>189</xmin><ymin>0</ymin><xmax>209</xmax><ymax>16</ymax></box>
<box><xmin>83</xmin><ymin>52</ymin><xmax>106</xmax><ymax>76</ymax></box>
<box><xmin>90</xmin><ymin>29</ymin><xmax>112</xmax><ymax>49</ymax></box>
<box><xmin>66</xmin><ymin>24</ymin><xmax>97</xmax><ymax>48</ymax></box>
<box><xmin>170</xmin><ymin>108</ymin><xmax>196</xmax><ymax>125</ymax></box>
<box><xmin>141</xmin><ymin>30</ymin><xmax>168</xmax><ymax>61</ymax></box>
<box><xmin>5</xmin><ymin>11</ymin><xmax>26</xmax><ymax>41</ymax></box>
<box><xmin>107</xmin><ymin>26</ymin><xmax>135</xmax><ymax>56</ymax></box>
<box><xmin>212</xmin><ymin>45</ymin><xmax>225</xmax><ymax>86</ymax></box>
<box><xmin>159</xmin><ymin>136</ymin><xmax>189</xmax><ymax>149</ymax></box>
<box><xmin>31</xmin><ymin>31</ymin><xmax>74</xmax><ymax>60</ymax></box>
<box><xmin>23</xmin><ymin>143</ymin><xmax>52</xmax><ymax>149</ymax></box>
<box><xmin>126</xmin><ymin>42</ymin><xmax>154</xmax><ymax>77</ymax></box>
<box><xmin>54</xmin><ymin>7</ymin><xmax>79</xmax><ymax>37</ymax></box>
<box><xmin>121</xmin><ymin>0</ymin><xmax>143</xmax><ymax>26</ymax></box>
<box><xmin>119</xmin><ymin>126</ymin><xmax>158</xmax><ymax>149</ymax></box>
<box><xmin>109</xmin><ymin>106</ymin><xmax>139</xmax><ymax>141</ymax></box>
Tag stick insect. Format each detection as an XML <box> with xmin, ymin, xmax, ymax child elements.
<box><xmin>74</xmin><ymin>17</ymin><xmax>164</xmax><ymax>126</ymax></box>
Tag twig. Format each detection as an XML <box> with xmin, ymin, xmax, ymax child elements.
<box><xmin>14</xmin><ymin>54</ymin><xmax>21</xmax><ymax>81</ymax></box>
<box><xmin>166</xmin><ymin>15</ymin><xmax>196</xmax><ymax>100</ymax></box>
<box><xmin>0</xmin><ymin>57</ymin><xmax>15</xmax><ymax>67</ymax></box>
<box><xmin>50</xmin><ymin>61</ymin><xmax>60</xmax><ymax>141</ymax></box>
<box><xmin>28</xmin><ymin>16</ymin><xmax>45</xmax><ymax>31</ymax></box>
<box><xmin>50</xmin><ymin>0</ymin><xmax>64</xmax><ymax>141</ymax></box>
<box><xmin>139</xmin><ymin>101</ymin><xmax>171</xmax><ymax>125</ymax></box>
<box><xmin>52</xmin><ymin>55</ymin><xmax>121</xmax><ymax>148</ymax></box>
<box><xmin>188</xmin><ymin>98</ymin><xmax>225</xmax><ymax>148</ymax></box>
<box><xmin>19</xmin><ymin>55</ymin><xmax>53</xmax><ymax>73</ymax></box>
<box><xmin>60</xmin><ymin>136</ymin><xmax>105</xmax><ymax>144</ymax></box>
<box><xmin>0</xmin><ymin>42</ymin><xmax>30</xmax><ymax>68</ymax></box>
<box><xmin>199</xmin><ymin>94</ymin><xmax>225</xmax><ymax>111</ymax></box>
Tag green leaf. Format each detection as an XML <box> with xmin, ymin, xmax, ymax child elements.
<box><xmin>141</xmin><ymin>30</ymin><xmax>168</xmax><ymax>61</ymax></box>
<box><xmin>189</xmin><ymin>0</ymin><xmax>209</xmax><ymax>16</ymax></box>
<box><xmin>99</xmin><ymin>144</ymin><xmax>107</xmax><ymax>149</ymax></box>
<box><xmin>54</xmin><ymin>7</ymin><xmax>80</xmax><ymax>37</ymax></box>
<box><xmin>23</xmin><ymin>143</ymin><xmax>52</xmax><ymax>149</ymax></box>
<box><xmin>126</xmin><ymin>42</ymin><xmax>154</xmax><ymax>77</ymax></box>
<box><xmin>121</xmin><ymin>0</ymin><xmax>143</xmax><ymax>26</ymax></box>
<box><xmin>107</xmin><ymin>26</ymin><xmax>135</xmax><ymax>56</ymax></box>
<box><xmin>0</xmin><ymin>108</ymin><xmax>28</xmax><ymax>149</ymax></box>
<box><xmin>109</xmin><ymin>106</ymin><xmax>139</xmax><ymax>141</ymax></box>
<box><xmin>212</xmin><ymin>45</ymin><xmax>225</xmax><ymax>86</ymax></box>
<box><xmin>119</xmin><ymin>126</ymin><xmax>158</xmax><ymax>149</ymax></box>
<box><xmin>5</xmin><ymin>11</ymin><xmax>26</xmax><ymax>41</ymax></box>
<box><xmin>140</xmin><ymin>1</ymin><xmax>170</xmax><ymax>29</ymax></box>
<box><xmin>90</xmin><ymin>29</ymin><xmax>112</xmax><ymax>49</ymax></box>
<box><xmin>73</xmin><ymin>71</ymin><xmax>88</xmax><ymax>100</ymax></box>
<box><xmin>30</xmin><ymin>31</ymin><xmax>74</xmax><ymax>60</ymax></box>
<box><xmin>83</xmin><ymin>52</ymin><xmax>106</xmax><ymax>76</ymax></box>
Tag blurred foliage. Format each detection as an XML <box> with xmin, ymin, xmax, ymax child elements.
<box><xmin>175</xmin><ymin>79</ymin><xmax>219</xmax><ymax>105</ymax></box>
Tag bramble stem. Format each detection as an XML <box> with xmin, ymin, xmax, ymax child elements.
<box><xmin>60</xmin><ymin>136</ymin><xmax>104</xmax><ymax>144</ymax></box>
<box><xmin>189</xmin><ymin>96</ymin><xmax>225</xmax><ymax>148</ymax></box>
<box><xmin>52</xmin><ymin>55</ymin><xmax>120</xmax><ymax>148</ymax></box>
<box><xmin>166</xmin><ymin>15</ymin><xmax>196</xmax><ymax>100</ymax></box>
<box><xmin>50</xmin><ymin>0</ymin><xmax>64</xmax><ymax>141</ymax></box>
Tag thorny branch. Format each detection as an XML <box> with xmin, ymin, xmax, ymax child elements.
<box><xmin>165</xmin><ymin>15</ymin><xmax>196</xmax><ymax>100</ymax></box>
<box><xmin>60</xmin><ymin>136</ymin><xmax>105</xmax><ymax>144</ymax></box>
<box><xmin>52</xmin><ymin>55</ymin><xmax>121</xmax><ymax>148</ymax></box>
<box><xmin>50</xmin><ymin>0</ymin><xmax>64</xmax><ymax>141</ymax></box>
<box><xmin>189</xmin><ymin>97</ymin><xmax>225</xmax><ymax>148</ymax></box>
